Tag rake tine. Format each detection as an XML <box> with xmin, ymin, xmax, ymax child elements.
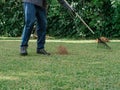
<box><xmin>97</xmin><ymin>38</ymin><xmax>111</xmax><ymax>49</ymax></box>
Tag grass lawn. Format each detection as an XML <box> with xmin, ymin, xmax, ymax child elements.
<box><xmin>0</xmin><ymin>40</ymin><xmax>120</xmax><ymax>90</ymax></box>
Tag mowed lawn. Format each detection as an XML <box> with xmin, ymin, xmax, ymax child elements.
<box><xmin>0</xmin><ymin>40</ymin><xmax>120</xmax><ymax>90</ymax></box>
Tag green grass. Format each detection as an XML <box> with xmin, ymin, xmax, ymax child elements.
<box><xmin>0</xmin><ymin>40</ymin><xmax>120</xmax><ymax>90</ymax></box>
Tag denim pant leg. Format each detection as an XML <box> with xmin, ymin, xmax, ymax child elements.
<box><xmin>21</xmin><ymin>2</ymin><xmax>36</xmax><ymax>47</ymax></box>
<box><xmin>36</xmin><ymin>7</ymin><xmax>47</xmax><ymax>49</ymax></box>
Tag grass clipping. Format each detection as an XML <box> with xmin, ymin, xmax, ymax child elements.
<box><xmin>57</xmin><ymin>45</ymin><xmax>68</xmax><ymax>55</ymax></box>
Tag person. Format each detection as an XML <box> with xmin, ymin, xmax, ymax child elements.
<box><xmin>20</xmin><ymin>0</ymin><xmax>74</xmax><ymax>56</ymax></box>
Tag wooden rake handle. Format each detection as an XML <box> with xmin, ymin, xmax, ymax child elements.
<box><xmin>75</xmin><ymin>13</ymin><xmax>95</xmax><ymax>35</ymax></box>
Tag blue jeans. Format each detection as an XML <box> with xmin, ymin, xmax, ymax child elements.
<box><xmin>21</xmin><ymin>2</ymin><xmax>47</xmax><ymax>49</ymax></box>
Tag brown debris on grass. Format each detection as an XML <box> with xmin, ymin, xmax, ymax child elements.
<box><xmin>96</xmin><ymin>36</ymin><xmax>109</xmax><ymax>42</ymax></box>
<box><xmin>57</xmin><ymin>45</ymin><xmax>68</xmax><ymax>55</ymax></box>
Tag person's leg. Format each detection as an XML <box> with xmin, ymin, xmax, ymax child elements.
<box><xmin>35</xmin><ymin>6</ymin><xmax>50</xmax><ymax>55</ymax></box>
<box><xmin>36</xmin><ymin>7</ymin><xmax>47</xmax><ymax>49</ymax></box>
<box><xmin>20</xmin><ymin>2</ymin><xmax>36</xmax><ymax>55</ymax></box>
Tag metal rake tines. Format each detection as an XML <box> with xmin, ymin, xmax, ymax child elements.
<box><xmin>97</xmin><ymin>38</ymin><xmax>111</xmax><ymax>49</ymax></box>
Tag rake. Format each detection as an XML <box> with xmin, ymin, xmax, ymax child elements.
<box><xmin>62</xmin><ymin>0</ymin><xmax>111</xmax><ymax>49</ymax></box>
<box><xmin>75</xmin><ymin>13</ymin><xmax>111</xmax><ymax>49</ymax></box>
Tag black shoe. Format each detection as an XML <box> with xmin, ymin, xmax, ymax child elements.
<box><xmin>37</xmin><ymin>49</ymin><xmax>50</xmax><ymax>55</ymax></box>
<box><xmin>20</xmin><ymin>47</ymin><xmax>28</xmax><ymax>56</ymax></box>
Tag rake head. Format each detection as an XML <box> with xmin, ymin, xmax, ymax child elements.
<box><xmin>97</xmin><ymin>38</ymin><xmax>111</xmax><ymax>49</ymax></box>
